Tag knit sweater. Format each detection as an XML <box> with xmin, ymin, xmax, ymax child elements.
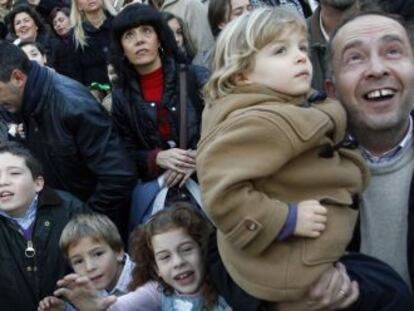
<box><xmin>360</xmin><ymin>143</ymin><xmax>414</xmax><ymax>290</ymax></box>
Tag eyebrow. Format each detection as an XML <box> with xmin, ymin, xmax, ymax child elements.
<box><xmin>381</xmin><ymin>34</ymin><xmax>405</xmax><ymax>45</ymax></box>
<box><xmin>340</xmin><ymin>33</ymin><xmax>406</xmax><ymax>56</ymax></box>
<box><xmin>340</xmin><ymin>39</ymin><xmax>363</xmax><ymax>58</ymax></box>
<box><xmin>6</xmin><ymin>166</ymin><xmax>24</xmax><ymax>170</ymax></box>
<box><xmin>154</xmin><ymin>250</ymin><xmax>169</xmax><ymax>256</ymax></box>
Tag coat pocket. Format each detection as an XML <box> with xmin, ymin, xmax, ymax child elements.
<box><xmin>224</xmin><ymin>217</ymin><xmax>263</xmax><ymax>250</ymax></box>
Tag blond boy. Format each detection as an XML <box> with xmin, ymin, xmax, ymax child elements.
<box><xmin>38</xmin><ymin>213</ymin><xmax>134</xmax><ymax>310</ymax></box>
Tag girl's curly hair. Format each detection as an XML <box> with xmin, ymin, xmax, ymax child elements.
<box><xmin>128</xmin><ymin>202</ymin><xmax>218</xmax><ymax>309</ymax></box>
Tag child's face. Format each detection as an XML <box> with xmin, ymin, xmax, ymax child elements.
<box><xmin>152</xmin><ymin>228</ymin><xmax>204</xmax><ymax>294</ymax></box>
<box><xmin>245</xmin><ymin>29</ymin><xmax>312</xmax><ymax>96</ymax></box>
<box><xmin>0</xmin><ymin>152</ymin><xmax>44</xmax><ymax>217</ymax></box>
<box><xmin>21</xmin><ymin>44</ymin><xmax>47</xmax><ymax>66</ymax></box>
<box><xmin>68</xmin><ymin>237</ymin><xmax>123</xmax><ymax>291</ymax></box>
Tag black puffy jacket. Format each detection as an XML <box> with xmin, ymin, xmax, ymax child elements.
<box><xmin>111</xmin><ymin>57</ymin><xmax>209</xmax><ymax>180</ymax></box>
<box><xmin>15</xmin><ymin>63</ymin><xmax>137</xmax><ymax>228</ymax></box>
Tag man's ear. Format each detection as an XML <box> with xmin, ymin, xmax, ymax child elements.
<box><xmin>325</xmin><ymin>79</ymin><xmax>337</xmax><ymax>99</ymax></box>
<box><xmin>10</xmin><ymin>69</ymin><xmax>28</xmax><ymax>89</ymax></box>
<box><xmin>34</xmin><ymin>176</ymin><xmax>44</xmax><ymax>193</ymax></box>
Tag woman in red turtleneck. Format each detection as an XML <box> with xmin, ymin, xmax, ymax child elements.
<box><xmin>110</xmin><ymin>4</ymin><xmax>209</xmax><ymax>190</ymax></box>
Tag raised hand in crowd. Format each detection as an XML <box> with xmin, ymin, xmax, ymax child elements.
<box><xmin>53</xmin><ymin>273</ymin><xmax>116</xmax><ymax>311</ymax></box>
<box><xmin>37</xmin><ymin>296</ymin><xmax>64</xmax><ymax>311</ymax></box>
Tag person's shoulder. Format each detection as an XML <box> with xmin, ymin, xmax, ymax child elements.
<box><xmin>37</xmin><ymin>187</ymin><xmax>89</xmax><ymax>219</ymax></box>
<box><xmin>188</xmin><ymin>64</ymin><xmax>210</xmax><ymax>87</ymax></box>
<box><xmin>49</xmin><ymin>73</ymin><xmax>103</xmax><ymax>110</ymax></box>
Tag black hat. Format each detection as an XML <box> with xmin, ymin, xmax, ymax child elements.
<box><xmin>111</xmin><ymin>3</ymin><xmax>179</xmax><ymax>59</ymax></box>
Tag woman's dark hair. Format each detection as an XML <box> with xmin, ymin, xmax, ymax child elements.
<box><xmin>161</xmin><ymin>11</ymin><xmax>195</xmax><ymax>63</ymax></box>
<box><xmin>6</xmin><ymin>5</ymin><xmax>47</xmax><ymax>37</ymax></box>
<box><xmin>48</xmin><ymin>6</ymin><xmax>70</xmax><ymax>26</ymax></box>
<box><xmin>128</xmin><ymin>203</ymin><xmax>218</xmax><ymax>309</ymax></box>
<box><xmin>110</xmin><ymin>3</ymin><xmax>184</xmax><ymax>87</ymax></box>
<box><xmin>208</xmin><ymin>0</ymin><xmax>230</xmax><ymax>38</ymax></box>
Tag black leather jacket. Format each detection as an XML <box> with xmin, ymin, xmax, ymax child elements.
<box><xmin>15</xmin><ymin>63</ymin><xmax>136</xmax><ymax>227</ymax></box>
<box><xmin>111</xmin><ymin>58</ymin><xmax>209</xmax><ymax>180</ymax></box>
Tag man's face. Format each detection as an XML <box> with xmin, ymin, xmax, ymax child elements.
<box><xmin>0</xmin><ymin>78</ymin><xmax>24</xmax><ymax>113</ymax></box>
<box><xmin>328</xmin><ymin>15</ymin><xmax>414</xmax><ymax>135</ymax></box>
<box><xmin>0</xmin><ymin>152</ymin><xmax>44</xmax><ymax>217</ymax></box>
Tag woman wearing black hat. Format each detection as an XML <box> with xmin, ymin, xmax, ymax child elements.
<box><xmin>110</xmin><ymin>3</ymin><xmax>209</xmax><ymax>219</ymax></box>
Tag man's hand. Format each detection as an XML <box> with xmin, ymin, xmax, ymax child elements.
<box><xmin>294</xmin><ymin>200</ymin><xmax>327</xmax><ymax>238</ymax></box>
<box><xmin>307</xmin><ymin>262</ymin><xmax>359</xmax><ymax>310</ymax></box>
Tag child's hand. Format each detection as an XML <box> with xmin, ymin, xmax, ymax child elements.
<box><xmin>294</xmin><ymin>200</ymin><xmax>327</xmax><ymax>238</ymax></box>
<box><xmin>37</xmin><ymin>296</ymin><xmax>64</xmax><ymax>311</ymax></box>
<box><xmin>55</xmin><ymin>273</ymin><xmax>116</xmax><ymax>311</ymax></box>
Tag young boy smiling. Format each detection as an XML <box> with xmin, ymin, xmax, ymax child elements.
<box><xmin>0</xmin><ymin>142</ymin><xmax>87</xmax><ymax>310</ymax></box>
<box><xmin>38</xmin><ymin>213</ymin><xmax>134</xmax><ymax>310</ymax></box>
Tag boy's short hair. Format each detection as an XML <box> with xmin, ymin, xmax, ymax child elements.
<box><xmin>18</xmin><ymin>41</ymin><xmax>47</xmax><ymax>56</ymax></box>
<box><xmin>0</xmin><ymin>142</ymin><xmax>43</xmax><ymax>178</ymax></box>
<box><xmin>204</xmin><ymin>7</ymin><xmax>307</xmax><ymax>102</ymax></box>
<box><xmin>59</xmin><ymin>213</ymin><xmax>124</xmax><ymax>256</ymax></box>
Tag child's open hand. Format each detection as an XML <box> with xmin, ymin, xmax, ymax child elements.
<box><xmin>37</xmin><ymin>296</ymin><xmax>64</xmax><ymax>311</ymax></box>
<box><xmin>54</xmin><ymin>273</ymin><xmax>116</xmax><ymax>311</ymax></box>
<box><xmin>294</xmin><ymin>200</ymin><xmax>327</xmax><ymax>238</ymax></box>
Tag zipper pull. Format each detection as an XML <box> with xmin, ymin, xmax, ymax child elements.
<box><xmin>25</xmin><ymin>240</ymin><xmax>36</xmax><ymax>258</ymax></box>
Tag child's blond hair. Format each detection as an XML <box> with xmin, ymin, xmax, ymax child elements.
<box><xmin>204</xmin><ymin>7</ymin><xmax>307</xmax><ymax>102</ymax></box>
<box><xmin>59</xmin><ymin>213</ymin><xmax>124</xmax><ymax>256</ymax></box>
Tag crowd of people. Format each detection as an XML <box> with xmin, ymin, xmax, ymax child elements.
<box><xmin>0</xmin><ymin>0</ymin><xmax>413</xmax><ymax>310</ymax></box>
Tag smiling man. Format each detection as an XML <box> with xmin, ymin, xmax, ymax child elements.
<box><xmin>326</xmin><ymin>11</ymin><xmax>414</xmax><ymax>290</ymax></box>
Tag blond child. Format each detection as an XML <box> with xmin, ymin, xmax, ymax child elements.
<box><xmin>38</xmin><ymin>213</ymin><xmax>134</xmax><ymax>310</ymax></box>
<box><xmin>196</xmin><ymin>6</ymin><xmax>369</xmax><ymax>306</ymax></box>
